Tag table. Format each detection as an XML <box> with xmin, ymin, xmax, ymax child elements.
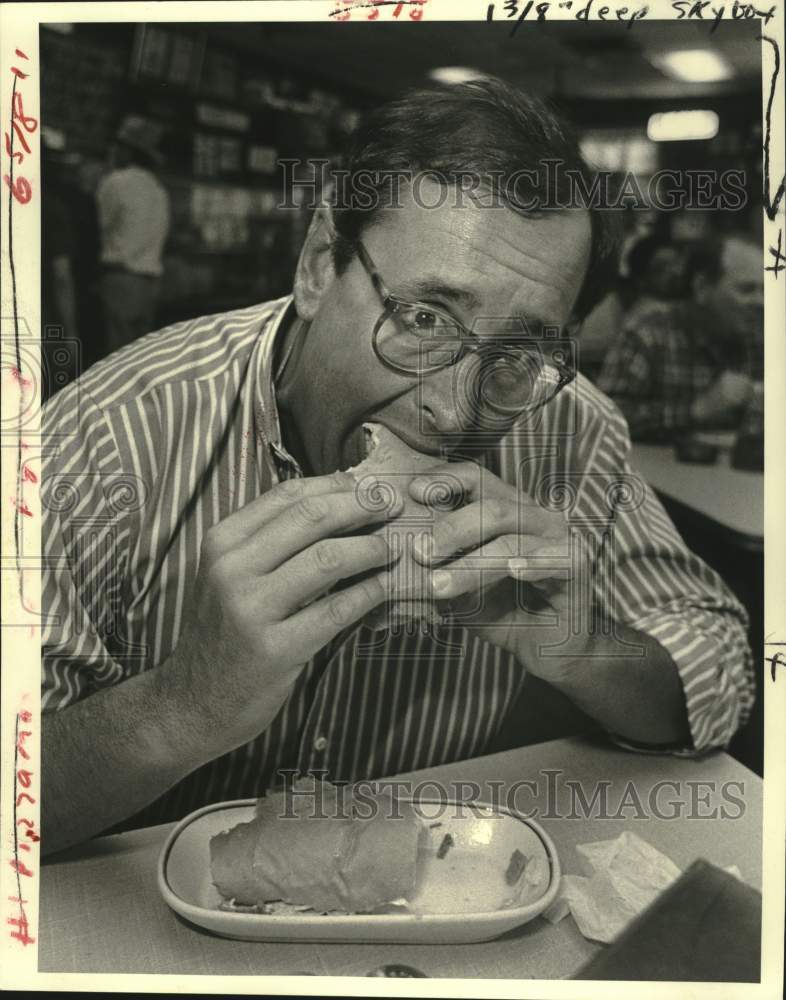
<box><xmin>38</xmin><ymin>736</ymin><xmax>762</xmax><ymax>978</ymax></box>
<box><xmin>630</xmin><ymin>442</ymin><xmax>763</xmax><ymax>551</ymax></box>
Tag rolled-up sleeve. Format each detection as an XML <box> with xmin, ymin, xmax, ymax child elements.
<box><xmin>578</xmin><ymin>396</ymin><xmax>755</xmax><ymax>753</ymax></box>
<box><xmin>41</xmin><ymin>382</ymin><xmax>127</xmax><ymax>710</ymax></box>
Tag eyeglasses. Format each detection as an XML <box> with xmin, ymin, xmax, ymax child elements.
<box><xmin>356</xmin><ymin>241</ymin><xmax>577</xmax><ymax>416</ymax></box>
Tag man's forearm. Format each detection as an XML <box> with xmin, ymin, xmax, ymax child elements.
<box><xmin>521</xmin><ymin>623</ymin><xmax>692</xmax><ymax>747</ymax></box>
<box><xmin>42</xmin><ymin>657</ymin><xmax>216</xmax><ymax>856</ymax></box>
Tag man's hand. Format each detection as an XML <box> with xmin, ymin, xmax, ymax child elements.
<box><xmin>407</xmin><ymin>462</ymin><xmax>581</xmax><ymax>676</ymax></box>
<box><xmin>406</xmin><ymin>461</ymin><xmax>691</xmax><ymax>746</ymax></box>
<box><xmin>42</xmin><ymin>470</ymin><xmax>402</xmax><ymax>855</ymax></box>
<box><xmin>169</xmin><ymin>470</ymin><xmax>400</xmax><ymax>751</ymax></box>
<box><xmin>691</xmin><ymin>370</ymin><xmax>754</xmax><ymax>425</ymax></box>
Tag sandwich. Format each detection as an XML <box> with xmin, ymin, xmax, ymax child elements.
<box><xmin>209</xmin><ymin>779</ymin><xmax>551</xmax><ymax>917</ymax></box>
<box><xmin>210</xmin><ymin>779</ymin><xmax>426</xmax><ymax>915</ymax></box>
<box><xmin>347</xmin><ymin>423</ymin><xmax>461</xmax><ymax>631</ymax></box>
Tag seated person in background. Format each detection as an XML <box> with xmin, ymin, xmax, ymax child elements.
<box><xmin>576</xmin><ymin>233</ymin><xmax>683</xmax><ymax>380</ymax></box>
<box><xmin>597</xmin><ymin>236</ymin><xmax>763</xmax><ymax>442</ymax></box>
<box><xmin>618</xmin><ymin>233</ymin><xmax>685</xmax><ymax>320</ymax></box>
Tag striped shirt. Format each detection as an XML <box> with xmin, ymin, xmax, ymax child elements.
<box><xmin>41</xmin><ymin>296</ymin><xmax>755</xmax><ymax>829</ymax></box>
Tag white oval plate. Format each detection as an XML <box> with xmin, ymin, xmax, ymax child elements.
<box><xmin>158</xmin><ymin>797</ymin><xmax>560</xmax><ymax>944</ymax></box>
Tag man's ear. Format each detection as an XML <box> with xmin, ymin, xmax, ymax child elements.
<box><xmin>293</xmin><ymin>204</ymin><xmax>337</xmax><ymax>321</ymax></box>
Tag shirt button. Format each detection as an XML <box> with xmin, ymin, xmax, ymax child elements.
<box><xmin>313</xmin><ymin>736</ymin><xmax>328</xmax><ymax>752</ymax></box>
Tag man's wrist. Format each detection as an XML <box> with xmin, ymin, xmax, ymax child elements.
<box><xmin>149</xmin><ymin>649</ymin><xmax>224</xmax><ymax>773</ymax></box>
<box><xmin>508</xmin><ymin>622</ymin><xmax>594</xmax><ymax>686</ymax></box>
<box><xmin>155</xmin><ymin>645</ymin><xmax>297</xmax><ymax>769</ymax></box>
<box><xmin>512</xmin><ymin>621</ymin><xmax>692</xmax><ymax>746</ymax></box>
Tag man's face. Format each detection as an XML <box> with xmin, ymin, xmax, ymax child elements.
<box><xmin>291</xmin><ymin>180</ymin><xmax>592</xmax><ymax>475</ymax></box>
<box><xmin>713</xmin><ymin>238</ymin><xmax>764</xmax><ymax>337</ymax></box>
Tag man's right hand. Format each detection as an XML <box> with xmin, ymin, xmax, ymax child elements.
<box><xmin>166</xmin><ymin>470</ymin><xmax>400</xmax><ymax>752</ymax></box>
<box><xmin>691</xmin><ymin>370</ymin><xmax>754</xmax><ymax>425</ymax></box>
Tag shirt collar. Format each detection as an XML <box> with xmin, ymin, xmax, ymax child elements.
<box><xmin>250</xmin><ymin>294</ymin><xmax>304</xmax><ymax>482</ymax></box>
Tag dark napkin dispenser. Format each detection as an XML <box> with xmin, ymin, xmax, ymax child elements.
<box><xmin>674</xmin><ymin>437</ymin><xmax>719</xmax><ymax>465</ymax></box>
<box><xmin>574</xmin><ymin>859</ymin><xmax>761</xmax><ymax>982</ymax></box>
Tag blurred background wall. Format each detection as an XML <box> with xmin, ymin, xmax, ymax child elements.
<box><xmin>39</xmin><ymin>19</ymin><xmax>762</xmax><ymax>343</ymax></box>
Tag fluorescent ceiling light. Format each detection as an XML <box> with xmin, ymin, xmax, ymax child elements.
<box><xmin>429</xmin><ymin>67</ymin><xmax>486</xmax><ymax>85</ymax></box>
<box><xmin>650</xmin><ymin>49</ymin><xmax>733</xmax><ymax>83</ymax></box>
<box><xmin>647</xmin><ymin>110</ymin><xmax>720</xmax><ymax>142</ymax></box>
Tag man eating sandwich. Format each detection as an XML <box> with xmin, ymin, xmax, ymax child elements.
<box><xmin>41</xmin><ymin>78</ymin><xmax>754</xmax><ymax>854</ymax></box>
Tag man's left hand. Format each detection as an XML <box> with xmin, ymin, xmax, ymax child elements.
<box><xmin>408</xmin><ymin>461</ymin><xmax>587</xmax><ymax>678</ymax></box>
<box><xmin>405</xmin><ymin>461</ymin><xmax>692</xmax><ymax>748</ymax></box>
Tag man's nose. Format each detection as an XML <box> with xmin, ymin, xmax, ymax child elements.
<box><xmin>415</xmin><ymin>364</ymin><xmax>464</xmax><ymax>439</ymax></box>
<box><xmin>417</xmin><ymin>357</ymin><xmax>502</xmax><ymax>440</ymax></box>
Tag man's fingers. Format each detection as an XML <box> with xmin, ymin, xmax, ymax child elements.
<box><xmin>213</xmin><ymin>470</ymin><xmax>359</xmax><ymax>546</ymax></box>
<box><xmin>425</xmin><ymin>538</ymin><xmax>572</xmax><ymax>600</ymax></box>
<box><xmin>508</xmin><ymin>544</ymin><xmax>574</xmax><ymax>582</ymax></box>
<box><xmin>267</xmin><ymin>534</ymin><xmax>398</xmax><ymax>616</ymax></box>
<box><xmin>279</xmin><ymin>576</ymin><xmax>387</xmax><ymax>661</ymax></box>
<box><xmin>408</xmin><ymin>462</ymin><xmax>566</xmax><ymax>569</ymax></box>
<box><xmin>412</xmin><ymin>500</ymin><xmax>506</xmax><ymax>566</ymax></box>
<box><xmin>374</xmin><ymin>536</ymin><xmax>516</xmax><ymax>604</ymax></box>
<box><xmin>246</xmin><ymin>486</ymin><xmax>404</xmax><ymax>574</ymax></box>
<box><xmin>373</xmin><ymin>534</ymin><xmax>571</xmax><ymax>604</ymax></box>
<box><xmin>409</xmin><ymin>461</ymin><xmax>487</xmax><ymax>506</ymax></box>
<box><xmin>409</xmin><ymin>460</ymin><xmax>543</xmax><ymax>506</ymax></box>
<box><xmin>412</xmin><ymin>498</ymin><xmax>561</xmax><ymax>566</ymax></box>
<box><xmin>427</xmin><ymin>535</ymin><xmax>532</xmax><ymax>600</ymax></box>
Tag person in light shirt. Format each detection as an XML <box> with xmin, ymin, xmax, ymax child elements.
<box><xmin>97</xmin><ymin>116</ymin><xmax>170</xmax><ymax>353</ymax></box>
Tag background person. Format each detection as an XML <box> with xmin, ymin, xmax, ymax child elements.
<box><xmin>597</xmin><ymin>235</ymin><xmax>763</xmax><ymax>442</ymax></box>
<box><xmin>97</xmin><ymin>115</ymin><xmax>170</xmax><ymax>353</ymax></box>
<box><xmin>575</xmin><ymin>229</ymin><xmax>683</xmax><ymax>382</ymax></box>
<box><xmin>620</xmin><ymin>232</ymin><xmax>685</xmax><ymax>317</ymax></box>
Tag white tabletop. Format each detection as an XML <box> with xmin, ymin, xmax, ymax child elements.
<box><xmin>38</xmin><ymin>736</ymin><xmax>762</xmax><ymax>978</ymax></box>
<box><xmin>631</xmin><ymin>442</ymin><xmax>763</xmax><ymax>546</ymax></box>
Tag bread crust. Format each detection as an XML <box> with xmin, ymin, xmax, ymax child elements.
<box><xmin>209</xmin><ymin>781</ymin><xmax>424</xmax><ymax>913</ymax></box>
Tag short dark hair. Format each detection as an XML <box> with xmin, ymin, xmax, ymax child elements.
<box><xmin>330</xmin><ymin>77</ymin><xmax>619</xmax><ymax>320</ymax></box>
<box><xmin>626</xmin><ymin>234</ymin><xmax>678</xmax><ymax>282</ymax></box>
<box><xmin>684</xmin><ymin>240</ymin><xmax>724</xmax><ymax>286</ymax></box>
<box><xmin>117</xmin><ymin>140</ymin><xmax>159</xmax><ymax>170</ymax></box>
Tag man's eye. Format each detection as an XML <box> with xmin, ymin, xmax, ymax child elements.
<box><xmin>399</xmin><ymin>307</ymin><xmax>441</xmax><ymax>333</ymax></box>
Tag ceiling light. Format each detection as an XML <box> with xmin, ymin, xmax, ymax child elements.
<box><xmin>647</xmin><ymin>110</ymin><xmax>720</xmax><ymax>142</ymax></box>
<box><xmin>650</xmin><ymin>49</ymin><xmax>733</xmax><ymax>83</ymax></box>
<box><xmin>429</xmin><ymin>67</ymin><xmax>487</xmax><ymax>85</ymax></box>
